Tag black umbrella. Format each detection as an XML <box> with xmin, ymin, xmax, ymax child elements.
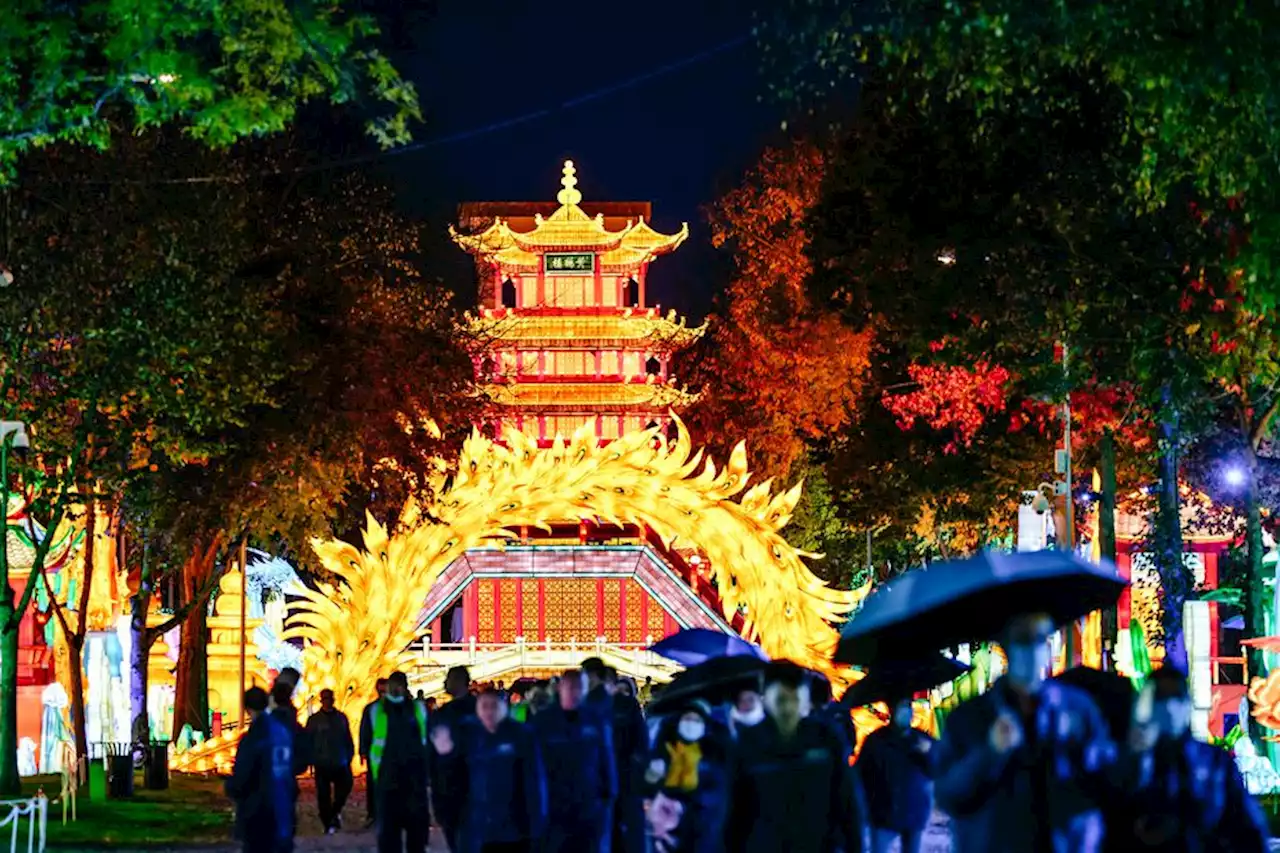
<box><xmin>648</xmin><ymin>655</ymin><xmax>768</xmax><ymax>716</ymax></box>
<box><xmin>836</xmin><ymin>550</ymin><xmax>1127</xmax><ymax>665</ymax></box>
<box><xmin>1052</xmin><ymin>666</ymin><xmax>1135</xmax><ymax>741</ymax></box>
<box><xmin>841</xmin><ymin>653</ymin><xmax>971</xmax><ymax>708</ymax></box>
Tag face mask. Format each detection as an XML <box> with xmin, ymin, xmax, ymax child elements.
<box><xmin>731</xmin><ymin>704</ymin><xmax>765</xmax><ymax>727</ymax></box>
<box><xmin>1003</xmin><ymin>642</ymin><xmax>1051</xmax><ymax>691</ymax></box>
<box><xmin>385</xmin><ymin>693</ymin><xmax>405</xmax><ymax>704</ymax></box>
<box><xmin>677</xmin><ymin>719</ymin><xmax>706</xmax><ymax>743</ymax></box>
<box><xmin>892</xmin><ymin>704</ymin><xmax>914</xmax><ymax>729</ymax></box>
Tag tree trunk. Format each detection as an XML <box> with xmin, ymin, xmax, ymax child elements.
<box><xmin>66</xmin><ymin>501</ymin><xmax>95</xmax><ymax>765</ymax></box>
<box><xmin>0</xmin><ymin>592</ymin><xmax>20</xmax><ymax>795</ymax></box>
<box><xmin>1099</xmin><ymin>428</ymin><xmax>1119</xmax><ymax>669</ymax></box>
<box><xmin>130</xmin><ymin>589</ymin><xmax>153</xmax><ymax>746</ymax></box>
<box><xmin>68</xmin><ymin>639</ymin><xmax>87</xmax><ymax>764</ymax></box>
<box><xmin>171</xmin><ymin>538</ymin><xmax>218</xmax><ymax>740</ymax></box>
<box><xmin>1156</xmin><ymin>392</ymin><xmax>1188</xmax><ymax>669</ymax></box>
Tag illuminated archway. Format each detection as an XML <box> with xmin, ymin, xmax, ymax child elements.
<box><xmin>173</xmin><ymin>419</ymin><xmax>868</xmax><ymax>771</ymax></box>
<box><xmin>294</xmin><ymin>418</ymin><xmax>864</xmax><ymax>707</ymax></box>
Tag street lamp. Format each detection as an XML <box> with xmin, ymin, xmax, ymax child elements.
<box><xmin>1224</xmin><ymin>465</ymin><xmax>1247</xmax><ymax>489</ymax></box>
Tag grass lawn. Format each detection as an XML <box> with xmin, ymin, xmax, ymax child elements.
<box><xmin>37</xmin><ymin>771</ymin><xmax>233</xmax><ymax>850</ymax></box>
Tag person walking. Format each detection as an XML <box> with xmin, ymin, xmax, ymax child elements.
<box><xmin>726</xmin><ymin>661</ymin><xmax>869</xmax><ymax>853</ymax></box>
<box><xmin>432</xmin><ymin>665</ymin><xmax>478</xmax><ymax>851</ymax></box>
<box><xmin>584</xmin><ymin>660</ymin><xmax>646</xmax><ymax>853</ymax></box>
<box><xmin>857</xmin><ymin>696</ymin><xmax>935</xmax><ymax>853</ymax></box>
<box><xmin>435</xmin><ymin>688</ymin><xmax>548</xmax><ymax>853</ymax></box>
<box><xmin>227</xmin><ymin>686</ymin><xmax>295</xmax><ymax>853</ymax></box>
<box><xmin>368</xmin><ymin>671</ymin><xmax>431</xmax><ymax>853</ymax></box>
<box><xmin>641</xmin><ymin>701</ymin><xmax>732</xmax><ymax>853</ymax></box>
<box><xmin>934</xmin><ymin>612</ymin><xmax>1114</xmax><ymax>853</ymax></box>
<box><xmin>1114</xmin><ymin>666</ymin><xmax>1268</xmax><ymax>853</ymax></box>
<box><xmin>532</xmin><ymin>668</ymin><xmax>617</xmax><ymax>853</ymax></box>
<box><xmin>306</xmin><ymin>688</ymin><xmax>355</xmax><ymax>835</ymax></box>
<box><xmin>360</xmin><ymin>677</ymin><xmax>389</xmax><ymax>828</ymax></box>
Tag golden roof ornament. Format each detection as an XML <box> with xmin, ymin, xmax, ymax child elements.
<box><xmin>557</xmin><ymin>160</ymin><xmax>583</xmax><ymax>207</ymax></box>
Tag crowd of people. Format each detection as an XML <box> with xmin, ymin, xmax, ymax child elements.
<box><xmin>225</xmin><ymin>612</ymin><xmax>1274</xmax><ymax>853</ymax></box>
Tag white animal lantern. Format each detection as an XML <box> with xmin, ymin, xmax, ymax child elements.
<box><xmin>40</xmin><ymin>682</ymin><xmax>70</xmax><ymax>775</ymax></box>
<box><xmin>16</xmin><ymin>738</ymin><xmax>37</xmax><ymax>777</ymax></box>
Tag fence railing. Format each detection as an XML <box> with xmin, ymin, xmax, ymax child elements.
<box><xmin>406</xmin><ymin>638</ymin><xmax>680</xmax><ymax>691</ymax></box>
<box><xmin>0</xmin><ymin>797</ymin><xmax>46</xmax><ymax>853</ymax></box>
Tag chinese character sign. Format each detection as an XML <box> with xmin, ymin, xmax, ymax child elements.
<box><xmin>545</xmin><ymin>253</ymin><xmax>595</xmax><ymax>275</ymax></box>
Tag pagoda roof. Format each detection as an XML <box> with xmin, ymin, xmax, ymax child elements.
<box><xmin>451</xmin><ymin>161</ymin><xmax>688</xmax><ymax>265</ymax></box>
<box><xmin>461</xmin><ymin>308</ymin><xmax>706</xmax><ymax>352</ymax></box>
<box><xmin>479</xmin><ymin>381</ymin><xmax>700</xmax><ymax>411</ymax></box>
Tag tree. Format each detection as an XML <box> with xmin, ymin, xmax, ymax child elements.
<box><xmin>0</xmin><ymin>0</ymin><xmax>421</xmax><ymax>179</ymax></box>
<box><xmin>0</xmin><ymin>128</ymin><xmax>297</xmax><ymax>780</ymax></box>
<box><xmin>684</xmin><ymin>140</ymin><xmax>872</xmax><ymax>483</ymax></box>
<box><xmin>804</xmin><ymin>65</ymin><xmax>1219</xmax><ymax>664</ymax></box>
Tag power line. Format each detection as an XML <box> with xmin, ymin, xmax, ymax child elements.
<box><xmin>85</xmin><ymin>33</ymin><xmax>752</xmax><ymax>186</ymax></box>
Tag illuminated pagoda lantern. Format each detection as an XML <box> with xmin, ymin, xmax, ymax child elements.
<box><xmin>432</xmin><ymin>160</ymin><xmax>727</xmax><ymax>678</ymax></box>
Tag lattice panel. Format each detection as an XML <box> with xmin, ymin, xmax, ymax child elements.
<box><xmin>542</xmin><ymin>579</ymin><xmax>598</xmax><ymax>642</ymax></box>
<box><xmin>603</xmin><ymin>580</ymin><xmax>623</xmax><ymax>642</ymax></box>
<box><xmin>478</xmin><ymin>579</ymin><xmax>496</xmax><ymax>643</ymax></box>
<box><xmin>647</xmin><ymin>592</ymin><xmax>668</xmax><ymax>639</ymax></box>
<box><xmin>499</xmin><ymin>579</ymin><xmax>518</xmax><ymax>642</ymax></box>
<box><xmin>624</xmin><ymin>580</ymin><xmax>646</xmax><ymax>643</ymax></box>
<box><xmin>547</xmin><ymin>276</ymin><xmax>592</xmax><ymax>307</ymax></box>
<box><xmin>523</xmin><ymin>579</ymin><xmax>540</xmax><ymax>639</ymax></box>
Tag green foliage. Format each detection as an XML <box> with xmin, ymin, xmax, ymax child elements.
<box><xmin>761</xmin><ymin>0</ymin><xmax>1280</xmax><ymax>312</ymax></box>
<box><xmin>1210</xmin><ymin>723</ymin><xmax>1247</xmax><ymax>752</ymax></box>
<box><xmin>1129</xmin><ymin>619</ymin><xmax>1154</xmax><ymax>690</ymax></box>
<box><xmin>0</xmin><ymin>0</ymin><xmax>421</xmax><ymax>180</ymax></box>
<box><xmin>785</xmin><ymin>456</ymin><xmax>869</xmax><ymax>590</ymax></box>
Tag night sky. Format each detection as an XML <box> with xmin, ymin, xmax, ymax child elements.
<box><xmin>367</xmin><ymin>0</ymin><xmax>784</xmax><ymax>318</ymax></box>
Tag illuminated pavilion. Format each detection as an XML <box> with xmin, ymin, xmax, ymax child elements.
<box><xmin>421</xmin><ymin>161</ymin><xmax>732</xmax><ymax>682</ymax></box>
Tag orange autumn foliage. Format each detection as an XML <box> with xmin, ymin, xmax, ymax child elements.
<box><xmin>688</xmin><ymin>142</ymin><xmax>873</xmax><ymax>479</ymax></box>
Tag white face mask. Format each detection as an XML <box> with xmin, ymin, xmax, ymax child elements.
<box><xmin>677</xmin><ymin>719</ymin><xmax>706</xmax><ymax>743</ymax></box>
<box><xmin>731</xmin><ymin>703</ymin><xmax>765</xmax><ymax>727</ymax></box>
<box><xmin>385</xmin><ymin>693</ymin><xmax>405</xmax><ymax>704</ymax></box>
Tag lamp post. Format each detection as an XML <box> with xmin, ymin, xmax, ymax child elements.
<box><xmin>238</xmin><ymin>536</ymin><xmax>248</xmax><ymax>730</ymax></box>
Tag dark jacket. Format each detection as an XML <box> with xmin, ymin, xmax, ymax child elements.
<box><xmin>358</xmin><ymin>699</ymin><xmax>379</xmax><ymax>760</ymax></box>
<box><xmin>814</xmin><ymin>701</ymin><xmax>859</xmax><ymax>762</ymax></box>
<box><xmin>641</xmin><ymin>733</ymin><xmax>732</xmax><ymax>853</ymax></box>
<box><xmin>857</xmin><ymin>724</ymin><xmax>935</xmax><ymax>833</ymax></box>
<box><xmin>935</xmin><ymin>678</ymin><xmax>1114</xmax><ymax>853</ymax></box>
<box><xmin>305</xmin><ymin>707</ymin><xmax>354</xmax><ymax>770</ymax></box>
<box><xmin>531</xmin><ymin>704</ymin><xmax>618</xmax><ymax>828</ymax></box>
<box><xmin>589</xmin><ymin>687</ymin><xmax>648</xmax><ymax>796</ymax></box>
<box><xmin>430</xmin><ymin>693</ymin><xmax>476</xmax><ymax>829</ymax></box>
<box><xmin>453</xmin><ymin>718</ymin><xmax>548</xmax><ymax>852</ymax></box>
<box><xmin>1110</xmin><ymin>735</ymin><xmax>1268</xmax><ymax>853</ymax></box>
<box><xmin>226</xmin><ymin>712</ymin><xmax>295</xmax><ymax>845</ymax></box>
<box><xmin>726</xmin><ymin>717</ymin><xmax>869</xmax><ymax>853</ymax></box>
<box><xmin>372</xmin><ymin>698</ymin><xmax>430</xmax><ymax>798</ymax></box>
<box><xmin>271</xmin><ymin>703</ymin><xmax>310</xmax><ymax>777</ymax></box>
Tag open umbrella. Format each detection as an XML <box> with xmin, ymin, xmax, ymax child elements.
<box><xmin>648</xmin><ymin>655</ymin><xmax>768</xmax><ymax>716</ymax></box>
<box><xmin>837</xmin><ymin>550</ymin><xmax>1127</xmax><ymax>665</ymax></box>
<box><xmin>841</xmin><ymin>653</ymin><xmax>971</xmax><ymax>708</ymax></box>
<box><xmin>650</xmin><ymin>628</ymin><xmax>768</xmax><ymax>667</ymax></box>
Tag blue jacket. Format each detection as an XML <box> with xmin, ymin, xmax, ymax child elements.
<box><xmin>531</xmin><ymin>704</ymin><xmax>617</xmax><ymax>827</ymax></box>
<box><xmin>857</xmin><ymin>724</ymin><xmax>935</xmax><ymax>833</ymax></box>
<box><xmin>1112</xmin><ymin>735</ymin><xmax>1268</xmax><ymax>853</ymax></box>
<box><xmin>935</xmin><ymin>678</ymin><xmax>1114</xmax><ymax>853</ymax></box>
<box><xmin>226</xmin><ymin>712</ymin><xmax>295</xmax><ymax>845</ymax></box>
<box><xmin>453</xmin><ymin>718</ymin><xmax>548</xmax><ymax>852</ymax></box>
